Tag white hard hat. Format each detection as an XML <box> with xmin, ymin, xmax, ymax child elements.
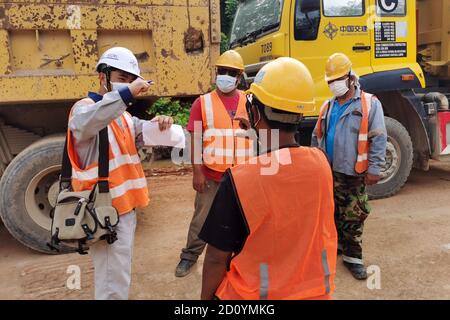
<box><xmin>96</xmin><ymin>47</ymin><xmax>142</xmax><ymax>78</ymax></box>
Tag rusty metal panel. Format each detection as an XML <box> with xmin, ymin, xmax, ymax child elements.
<box><xmin>152</xmin><ymin>5</ymin><xmax>212</xmax><ymax>96</ymax></box>
<box><xmin>0</xmin><ymin>30</ymin><xmax>12</xmax><ymax>75</ymax></box>
<box><xmin>1</xmin><ymin>76</ymin><xmax>97</xmax><ymax>103</ymax></box>
<box><xmin>1</xmin><ymin>4</ymin><xmax>152</xmax><ymax>30</ymax></box>
<box><xmin>70</xmin><ymin>29</ymin><xmax>97</xmax><ymax>73</ymax></box>
<box><xmin>1</xmin><ymin>4</ymin><xmax>69</xmax><ymax>30</ymax></box>
<box><xmin>209</xmin><ymin>0</ymin><xmax>220</xmax><ymax>44</ymax></box>
<box><xmin>0</xmin><ymin>1</ymin><xmax>218</xmax><ymax>104</ymax></box>
<box><xmin>9</xmin><ymin>30</ymin><xmax>75</xmax><ymax>73</ymax></box>
<box><xmin>89</xmin><ymin>6</ymin><xmax>152</xmax><ymax>30</ymax></box>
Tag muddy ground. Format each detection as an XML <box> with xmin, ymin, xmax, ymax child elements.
<box><xmin>1</xmin><ymin>162</ymin><xmax>450</xmax><ymax>300</ymax></box>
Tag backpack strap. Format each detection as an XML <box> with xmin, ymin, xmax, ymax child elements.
<box><xmin>97</xmin><ymin>128</ymin><xmax>110</xmax><ymax>194</ymax></box>
<box><xmin>60</xmin><ymin>127</ymin><xmax>110</xmax><ymax>193</ymax></box>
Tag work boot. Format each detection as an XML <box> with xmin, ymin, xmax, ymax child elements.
<box><xmin>175</xmin><ymin>259</ymin><xmax>196</xmax><ymax>277</ymax></box>
<box><xmin>343</xmin><ymin>261</ymin><xmax>367</xmax><ymax>280</ymax></box>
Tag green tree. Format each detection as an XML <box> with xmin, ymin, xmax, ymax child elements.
<box><xmin>220</xmin><ymin>33</ymin><xmax>229</xmax><ymax>54</ymax></box>
<box><xmin>220</xmin><ymin>0</ymin><xmax>239</xmax><ymax>52</ymax></box>
<box><xmin>147</xmin><ymin>98</ymin><xmax>191</xmax><ymax>127</ymax></box>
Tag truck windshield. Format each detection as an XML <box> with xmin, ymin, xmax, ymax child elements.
<box><xmin>230</xmin><ymin>0</ymin><xmax>283</xmax><ymax>47</ymax></box>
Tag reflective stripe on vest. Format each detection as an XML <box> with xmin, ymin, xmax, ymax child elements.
<box><xmin>260</xmin><ymin>263</ymin><xmax>269</xmax><ymax>300</ymax></box>
<box><xmin>200</xmin><ymin>90</ymin><xmax>254</xmax><ymax>172</ymax></box>
<box><xmin>315</xmin><ymin>91</ymin><xmax>373</xmax><ymax>174</ymax></box>
<box><xmin>215</xmin><ymin>147</ymin><xmax>337</xmax><ymax>300</ymax></box>
<box><xmin>68</xmin><ymin>109</ymin><xmax>149</xmax><ymax>215</ymax></box>
<box><xmin>321</xmin><ymin>250</ymin><xmax>331</xmax><ymax>294</ymax></box>
<box><xmin>355</xmin><ymin>92</ymin><xmax>372</xmax><ymax>173</ymax></box>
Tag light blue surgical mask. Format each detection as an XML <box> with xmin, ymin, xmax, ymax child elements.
<box><xmin>111</xmin><ymin>82</ymin><xmax>130</xmax><ymax>92</ymax></box>
<box><xmin>216</xmin><ymin>75</ymin><xmax>237</xmax><ymax>93</ymax></box>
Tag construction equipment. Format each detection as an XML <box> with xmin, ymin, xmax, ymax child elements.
<box><xmin>0</xmin><ymin>0</ymin><xmax>220</xmax><ymax>253</ymax></box>
<box><xmin>230</xmin><ymin>0</ymin><xmax>450</xmax><ymax>199</ymax></box>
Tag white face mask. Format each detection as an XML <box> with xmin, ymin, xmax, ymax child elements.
<box><xmin>329</xmin><ymin>78</ymin><xmax>349</xmax><ymax>97</ymax></box>
<box><xmin>110</xmin><ymin>82</ymin><xmax>130</xmax><ymax>92</ymax></box>
<box><xmin>216</xmin><ymin>75</ymin><xmax>237</xmax><ymax>93</ymax></box>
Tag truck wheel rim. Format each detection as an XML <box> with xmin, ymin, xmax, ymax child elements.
<box><xmin>25</xmin><ymin>165</ymin><xmax>61</xmax><ymax>230</ymax></box>
<box><xmin>379</xmin><ymin>138</ymin><xmax>400</xmax><ymax>184</ymax></box>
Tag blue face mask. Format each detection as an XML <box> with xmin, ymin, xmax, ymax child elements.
<box><xmin>216</xmin><ymin>75</ymin><xmax>237</xmax><ymax>93</ymax></box>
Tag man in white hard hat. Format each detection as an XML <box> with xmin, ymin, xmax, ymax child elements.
<box><xmin>67</xmin><ymin>47</ymin><xmax>173</xmax><ymax>299</ymax></box>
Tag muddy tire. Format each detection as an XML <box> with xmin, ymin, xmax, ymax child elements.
<box><xmin>0</xmin><ymin>136</ymin><xmax>68</xmax><ymax>254</ymax></box>
<box><xmin>368</xmin><ymin>117</ymin><xmax>413</xmax><ymax>199</ymax></box>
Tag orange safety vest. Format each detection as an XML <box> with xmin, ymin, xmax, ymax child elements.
<box><xmin>216</xmin><ymin>147</ymin><xmax>337</xmax><ymax>300</ymax></box>
<box><xmin>200</xmin><ymin>90</ymin><xmax>254</xmax><ymax>172</ymax></box>
<box><xmin>316</xmin><ymin>91</ymin><xmax>373</xmax><ymax>174</ymax></box>
<box><xmin>67</xmin><ymin>100</ymin><xmax>149</xmax><ymax>215</ymax></box>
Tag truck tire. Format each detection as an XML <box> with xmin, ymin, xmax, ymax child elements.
<box><xmin>367</xmin><ymin>117</ymin><xmax>413</xmax><ymax>199</ymax></box>
<box><xmin>0</xmin><ymin>135</ymin><xmax>68</xmax><ymax>254</ymax></box>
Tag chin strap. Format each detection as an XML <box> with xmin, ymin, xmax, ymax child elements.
<box><xmin>106</xmin><ymin>68</ymin><xmax>112</xmax><ymax>92</ymax></box>
<box><xmin>245</xmin><ymin>95</ymin><xmax>261</xmax><ymax>156</ymax></box>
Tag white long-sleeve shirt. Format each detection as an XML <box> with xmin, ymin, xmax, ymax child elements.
<box><xmin>68</xmin><ymin>89</ymin><xmax>147</xmax><ymax>169</ymax></box>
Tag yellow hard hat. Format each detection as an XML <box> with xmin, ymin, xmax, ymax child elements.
<box><xmin>246</xmin><ymin>57</ymin><xmax>315</xmax><ymax>114</ymax></box>
<box><xmin>325</xmin><ymin>53</ymin><xmax>352</xmax><ymax>82</ymax></box>
<box><xmin>215</xmin><ymin>50</ymin><xmax>244</xmax><ymax>71</ymax></box>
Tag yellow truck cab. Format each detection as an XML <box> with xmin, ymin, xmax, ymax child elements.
<box><xmin>231</xmin><ymin>0</ymin><xmax>450</xmax><ymax>198</ymax></box>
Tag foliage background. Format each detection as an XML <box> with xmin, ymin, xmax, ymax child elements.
<box><xmin>146</xmin><ymin>98</ymin><xmax>191</xmax><ymax>126</ymax></box>
<box><xmin>221</xmin><ymin>0</ymin><xmax>239</xmax><ymax>53</ymax></box>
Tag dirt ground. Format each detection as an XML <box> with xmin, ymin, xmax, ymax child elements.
<box><xmin>1</xmin><ymin>161</ymin><xmax>450</xmax><ymax>300</ymax></box>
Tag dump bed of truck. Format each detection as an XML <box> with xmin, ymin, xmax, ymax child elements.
<box><xmin>0</xmin><ymin>0</ymin><xmax>220</xmax><ymax>104</ymax></box>
<box><xmin>0</xmin><ymin>1</ymin><xmax>220</xmax><ymax>254</ymax></box>
<box><xmin>417</xmin><ymin>0</ymin><xmax>450</xmax><ymax>79</ymax></box>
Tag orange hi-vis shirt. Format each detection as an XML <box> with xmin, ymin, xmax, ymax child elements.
<box><xmin>216</xmin><ymin>147</ymin><xmax>337</xmax><ymax>300</ymax></box>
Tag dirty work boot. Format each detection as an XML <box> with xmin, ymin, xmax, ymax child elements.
<box><xmin>343</xmin><ymin>261</ymin><xmax>367</xmax><ymax>280</ymax></box>
<box><xmin>175</xmin><ymin>259</ymin><xmax>196</xmax><ymax>277</ymax></box>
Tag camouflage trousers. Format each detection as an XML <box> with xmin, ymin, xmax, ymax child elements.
<box><xmin>333</xmin><ymin>171</ymin><xmax>371</xmax><ymax>265</ymax></box>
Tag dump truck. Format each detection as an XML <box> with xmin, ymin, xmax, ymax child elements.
<box><xmin>0</xmin><ymin>0</ymin><xmax>220</xmax><ymax>253</ymax></box>
<box><xmin>231</xmin><ymin>0</ymin><xmax>450</xmax><ymax>199</ymax></box>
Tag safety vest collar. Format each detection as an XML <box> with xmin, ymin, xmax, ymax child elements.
<box><xmin>339</xmin><ymin>88</ymin><xmax>363</xmax><ymax>119</ymax></box>
<box><xmin>202</xmin><ymin>89</ymin><xmax>245</xmax><ymax>130</ymax></box>
<box><xmin>88</xmin><ymin>91</ymin><xmax>103</xmax><ymax>102</ymax></box>
<box><xmin>200</xmin><ymin>90</ymin><xmax>253</xmax><ymax>172</ymax></box>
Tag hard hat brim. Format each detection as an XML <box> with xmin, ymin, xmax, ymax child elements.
<box><xmin>324</xmin><ymin>69</ymin><xmax>351</xmax><ymax>82</ymax></box>
<box><xmin>215</xmin><ymin>62</ymin><xmax>244</xmax><ymax>71</ymax></box>
<box><xmin>246</xmin><ymin>83</ymin><xmax>316</xmax><ymax>114</ymax></box>
<box><xmin>96</xmin><ymin>61</ymin><xmax>143</xmax><ymax>79</ymax></box>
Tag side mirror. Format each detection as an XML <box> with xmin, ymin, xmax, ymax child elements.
<box><xmin>300</xmin><ymin>0</ymin><xmax>320</xmax><ymax>12</ymax></box>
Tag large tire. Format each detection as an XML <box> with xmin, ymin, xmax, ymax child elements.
<box><xmin>368</xmin><ymin>117</ymin><xmax>413</xmax><ymax>199</ymax></box>
<box><xmin>0</xmin><ymin>136</ymin><xmax>68</xmax><ymax>254</ymax></box>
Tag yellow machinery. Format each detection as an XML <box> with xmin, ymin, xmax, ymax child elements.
<box><xmin>231</xmin><ymin>0</ymin><xmax>450</xmax><ymax>199</ymax></box>
<box><xmin>0</xmin><ymin>0</ymin><xmax>220</xmax><ymax>253</ymax></box>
